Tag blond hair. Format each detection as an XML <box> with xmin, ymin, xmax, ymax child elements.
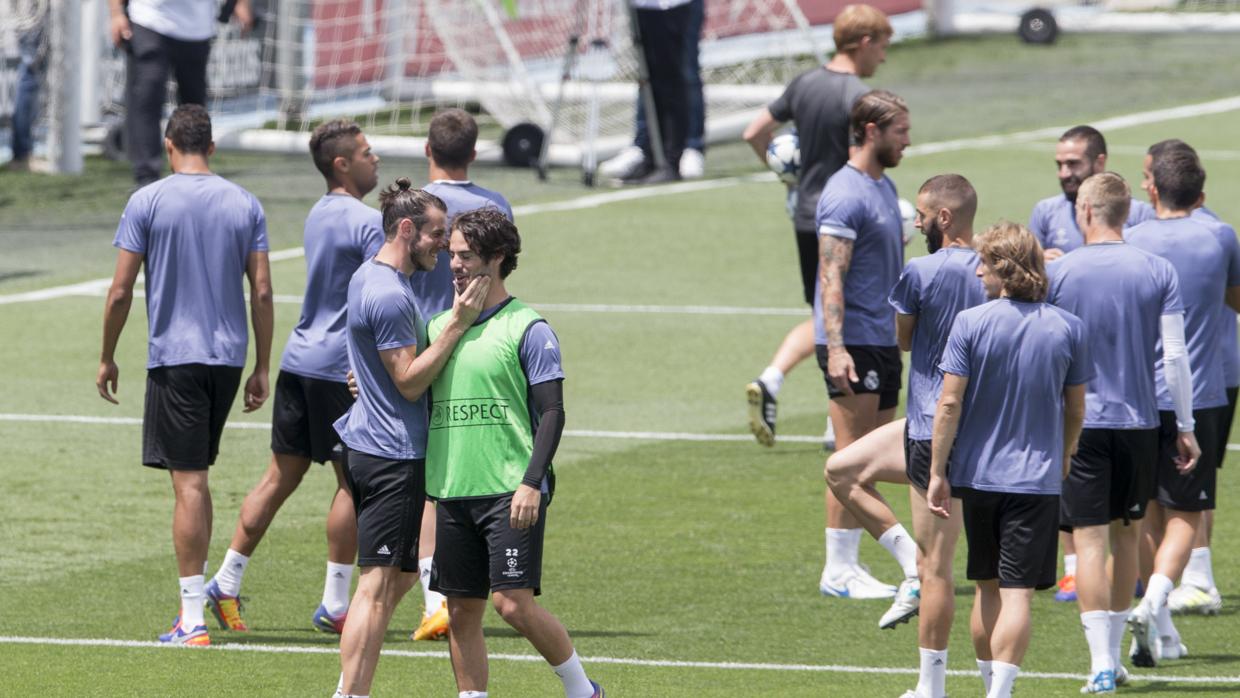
<box><xmin>976</xmin><ymin>221</ymin><xmax>1048</xmax><ymax>302</ymax></box>
<box><xmin>834</xmin><ymin>4</ymin><xmax>893</xmax><ymax>53</ymax></box>
<box><xmin>1077</xmin><ymin>172</ymin><xmax>1131</xmax><ymax>229</ymax></box>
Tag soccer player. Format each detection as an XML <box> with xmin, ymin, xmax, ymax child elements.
<box><xmin>1141</xmin><ymin>140</ymin><xmax>1238</xmax><ymax>616</ymax></box>
<box><xmin>812</xmin><ymin>89</ymin><xmax>909</xmax><ymax>598</ymax></box>
<box><xmin>203</xmin><ymin>119</ymin><xmax>383</xmax><ymax>635</ymax></box>
<box><xmin>407</xmin><ymin>107</ymin><xmax>515</xmax><ymax>642</ymax></box>
<box><xmin>332</xmin><ymin>179</ymin><xmax>488</xmax><ymax>697</ymax></box>
<box><xmin>928</xmin><ymin>221</ymin><xmax>1091</xmax><ymax>698</ymax></box>
<box><xmin>742</xmin><ymin>4</ymin><xmax>892</xmax><ymax>449</ymax></box>
<box><xmin>826</xmin><ymin>174</ymin><xmax>983</xmax><ymax>643</ymax></box>
<box><xmin>1046</xmin><ymin>171</ymin><xmax>1198</xmax><ymax>693</ymax></box>
<box><xmin>1124</xmin><ymin>147</ymin><xmax>1240</xmax><ymax>667</ymax></box>
<box><xmin>427</xmin><ymin>208</ymin><xmax>603</xmax><ymax>698</ymax></box>
<box><xmin>96</xmin><ymin>103</ymin><xmax>273</xmax><ymax>646</ymax></box>
<box><xmin>1028</xmin><ymin>125</ymin><xmax>1154</xmax><ymax>262</ymax></box>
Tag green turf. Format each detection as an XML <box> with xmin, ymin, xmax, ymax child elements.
<box><xmin>3</xmin><ymin>31</ymin><xmax>1240</xmax><ymax>696</ymax></box>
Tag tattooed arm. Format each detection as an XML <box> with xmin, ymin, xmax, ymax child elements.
<box><xmin>819</xmin><ymin>235</ymin><xmax>858</xmax><ymax>394</ymax></box>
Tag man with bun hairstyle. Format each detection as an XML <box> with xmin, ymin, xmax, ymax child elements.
<box><xmin>427</xmin><ymin>208</ymin><xmax>603</xmax><ymax>698</ymax></box>
<box><xmin>928</xmin><ymin>222</ymin><xmax>1091</xmax><ymax>698</ymax></box>
<box><xmin>205</xmin><ymin>119</ymin><xmax>383</xmax><ymax>636</ymax></box>
<box><xmin>332</xmin><ymin>178</ymin><xmax>489</xmax><ymax>698</ymax></box>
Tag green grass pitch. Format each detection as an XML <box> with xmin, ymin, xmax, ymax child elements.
<box><xmin>3</xmin><ymin>33</ymin><xmax>1240</xmax><ymax>696</ymax></box>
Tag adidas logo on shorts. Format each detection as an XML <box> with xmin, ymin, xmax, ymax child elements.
<box><xmin>377</xmin><ymin>545</ymin><xmax>391</xmax><ymax>555</ymax></box>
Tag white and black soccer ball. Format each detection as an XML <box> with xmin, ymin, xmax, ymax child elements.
<box><xmin>898</xmin><ymin>197</ymin><xmax>917</xmax><ymax>244</ymax></box>
<box><xmin>766</xmin><ymin>132</ymin><xmax>800</xmax><ymax>185</ymax></box>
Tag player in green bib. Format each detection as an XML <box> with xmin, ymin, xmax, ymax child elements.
<box><xmin>426</xmin><ymin>208</ymin><xmax>603</xmax><ymax>698</ymax></box>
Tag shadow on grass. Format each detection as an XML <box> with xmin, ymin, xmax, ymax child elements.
<box><xmin>482</xmin><ymin>627</ymin><xmax>651</xmax><ymax>640</ymax></box>
<box><xmin>0</xmin><ymin>269</ymin><xmax>43</xmax><ymax>283</ymax></box>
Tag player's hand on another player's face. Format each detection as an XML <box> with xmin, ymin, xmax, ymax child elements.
<box><xmin>346</xmin><ymin>370</ymin><xmax>358</xmax><ymax>399</ymax></box>
<box><xmin>452</xmin><ymin>275</ymin><xmax>491</xmax><ymax>327</ymax></box>
<box><xmin>826</xmin><ymin>346</ymin><xmax>859</xmax><ymax>395</ymax></box>
<box><xmin>96</xmin><ymin>361</ymin><xmax>120</xmax><ymax>404</ymax></box>
<box><xmin>510</xmin><ymin>484</ymin><xmax>541</xmax><ymax>529</ymax></box>
<box><xmin>926</xmin><ymin>474</ymin><xmax>952</xmax><ymax>519</ymax></box>
<box><xmin>243</xmin><ymin>370</ymin><xmax>269</xmax><ymax>412</ymax></box>
<box><xmin>1174</xmin><ymin>430</ymin><xmax>1201</xmax><ymax>474</ymax></box>
<box><xmin>1043</xmin><ymin>248</ymin><xmax>1064</xmax><ymax>262</ymax></box>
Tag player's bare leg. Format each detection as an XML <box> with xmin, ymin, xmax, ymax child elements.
<box><xmin>230</xmin><ymin>452</ymin><xmax>313</xmax><ymax>556</ymax></box>
<box><xmin>411</xmin><ymin>502</ymin><xmax>450</xmax><ymax>640</ymax></box>
<box><xmin>339</xmin><ymin>567</ymin><xmax>418</xmax><ymax>694</ymax></box>
<box><xmin>907</xmin><ymin>485</ymin><xmax>962</xmax><ymax>698</ymax></box>
<box><xmin>447</xmin><ymin>597</ymin><xmax>490</xmax><ymax>692</ymax></box>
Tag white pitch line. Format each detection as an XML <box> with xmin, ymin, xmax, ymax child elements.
<box><xmin>2</xmin><ymin>413</ymin><xmax>1235</xmax><ymax>450</ymax></box>
<box><xmin>6</xmin><ymin>93</ymin><xmax>1240</xmax><ymax>309</ymax></box>
<box><xmin>1</xmin><ymin>635</ymin><xmax>1238</xmax><ymax>684</ymax></box>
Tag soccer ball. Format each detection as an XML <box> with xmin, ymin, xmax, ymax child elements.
<box><xmin>898</xmin><ymin>197</ymin><xmax>917</xmax><ymax>244</ymax></box>
<box><xmin>766</xmin><ymin>132</ymin><xmax>799</xmax><ymax>185</ymax></box>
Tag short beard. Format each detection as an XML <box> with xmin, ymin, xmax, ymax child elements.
<box><xmin>877</xmin><ymin>144</ymin><xmax>901</xmax><ymax>169</ymax></box>
<box><xmin>924</xmin><ymin>219</ymin><xmax>945</xmax><ymax>253</ymax></box>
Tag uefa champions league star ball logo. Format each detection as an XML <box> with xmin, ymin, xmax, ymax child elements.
<box><xmin>863</xmin><ymin>370</ymin><xmax>880</xmax><ymax>391</ymax></box>
<box><xmin>1053</xmin><ymin>228</ymin><xmax>1069</xmax><ymax>246</ymax></box>
<box><xmin>431</xmin><ymin>404</ymin><xmax>446</xmax><ymax>427</ymax></box>
<box><xmin>507</xmin><ymin>557</ymin><xmax>518</xmax><ymax>569</ymax></box>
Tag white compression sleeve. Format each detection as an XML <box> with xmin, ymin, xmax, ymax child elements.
<box><xmin>1161</xmin><ymin>312</ymin><xmax>1195</xmax><ymax>432</ymax></box>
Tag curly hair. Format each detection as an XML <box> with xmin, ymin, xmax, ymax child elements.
<box><xmin>377</xmin><ymin>177</ymin><xmax>446</xmax><ymax>240</ymax></box>
<box><xmin>453</xmin><ymin>207</ymin><xmax>520</xmax><ymax>279</ymax></box>
<box><xmin>975</xmin><ymin>221</ymin><xmax>1048</xmax><ymax>302</ymax></box>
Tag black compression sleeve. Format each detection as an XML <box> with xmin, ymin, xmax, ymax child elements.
<box><xmin>522</xmin><ymin>379</ymin><xmax>564</xmax><ymax>488</ymax></box>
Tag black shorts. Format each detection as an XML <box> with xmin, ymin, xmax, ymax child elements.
<box><xmin>142</xmin><ymin>364</ymin><xmax>242</xmax><ymax>471</ymax></box>
<box><xmin>904</xmin><ymin>423</ymin><xmax>934</xmax><ymax>491</ymax></box>
<box><xmin>431</xmin><ymin>493</ymin><xmax>548</xmax><ymax>598</ymax></box>
<box><xmin>960</xmin><ymin>488</ymin><xmax>1059</xmax><ymax>590</ymax></box>
<box><xmin>1157</xmin><ymin>408</ymin><xmax>1224</xmax><ymax>511</ymax></box>
<box><xmin>816</xmin><ymin>344</ymin><xmax>902</xmax><ymax>410</ymax></box>
<box><xmin>270</xmin><ymin>370</ymin><xmax>353</xmax><ymax>464</ymax></box>
<box><xmin>346</xmin><ymin>450</ymin><xmax>425</xmax><ymax>571</ymax></box>
<box><xmin>1217</xmin><ymin>386</ymin><xmax>1237</xmax><ymax>469</ymax></box>
<box><xmin>795</xmin><ymin>229</ymin><xmax>817</xmax><ymax>306</ymax></box>
<box><xmin>1060</xmin><ymin>427</ymin><xmax>1158</xmax><ymax>529</ymax></box>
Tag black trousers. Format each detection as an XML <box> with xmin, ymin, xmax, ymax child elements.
<box><xmin>124</xmin><ymin>23</ymin><xmax>211</xmax><ymax>184</ymax></box>
<box><xmin>636</xmin><ymin>3</ymin><xmax>693</xmax><ymax>172</ymax></box>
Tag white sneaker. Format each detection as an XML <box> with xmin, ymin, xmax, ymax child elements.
<box><xmin>1159</xmin><ymin>636</ymin><xmax>1188</xmax><ymax>660</ymax></box>
<box><xmin>879</xmin><ymin>577</ymin><xmax>921</xmax><ymax>629</ymax></box>
<box><xmin>820</xmin><ymin>565</ymin><xmax>898</xmax><ymax>599</ymax></box>
<box><xmin>679</xmin><ymin>148</ymin><xmax>704</xmax><ymax>179</ymax></box>
<box><xmin>1127</xmin><ymin>604</ymin><xmax>1157</xmax><ymax>668</ymax></box>
<box><xmin>1167</xmin><ymin>583</ymin><xmax>1222</xmax><ymax>615</ymax></box>
<box><xmin>599</xmin><ymin>145</ymin><xmax>647</xmax><ymax>179</ymax></box>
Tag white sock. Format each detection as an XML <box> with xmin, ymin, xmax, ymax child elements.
<box><xmin>323</xmin><ymin>561</ymin><xmax>354</xmax><ymax>616</ymax></box>
<box><xmin>916</xmin><ymin>647</ymin><xmax>947</xmax><ymax>698</ymax></box>
<box><xmin>1182</xmin><ymin>547</ymin><xmax>1215</xmax><ymax>590</ymax></box>
<box><xmin>878</xmin><ymin>524</ymin><xmax>920</xmax><ymax>580</ymax></box>
<box><xmin>987</xmin><ymin>661</ymin><xmax>1019</xmax><ymax>698</ymax></box>
<box><xmin>1064</xmin><ymin>553</ymin><xmax>1077</xmax><ymax>577</ymax></box>
<box><xmin>1145</xmin><ymin>573</ymin><xmax>1175</xmax><ymax>612</ymax></box>
<box><xmin>179</xmin><ymin>575</ymin><xmax>206</xmax><ymax>629</ymax></box>
<box><xmin>420</xmin><ymin>556</ymin><xmax>446</xmax><ymax>616</ymax></box>
<box><xmin>825</xmin><ymin>417</ymin><xmax>836</xmax><ymax>442</ymax></box>
<box><xmin>1081</xmin><ymin>610</ymin><xmax>1113</xmax><ymax>674</ymax></box>
<box><xmin>758</xmin><ymin>366</ymin><xmax>784</xmax><ymax>397</ymax></box>
<box><xmin>459</xmin><ymin>692</ymin><xmax>488</xmax><ymax>698</ymax></box>
<box><xmin>825</xmin><ymin>528</ymin><xmax>862</xmax><ymax>580</ymax></box>
<box><xmin>976</xmin><ymin>659</ymin><xmax>993</xmax><ymax>694</ymax></box>
<box><xmin>1156</xmin><ymin>602</ymin><xmax>1179</xmax><ymax>645</ymax></box>
<box><xmin>551</xmin><ymin>651</ymin><xmax>594</xmax><ymax>698</ymax></box>
<box><xmin>213</xmin><ymin>549</ymin><xmax>249</xmax><ymax>598</ymax></box>
<box><xmin>1108</xmin><ymin>610</ymin><xmax>1129</xmax><ymax>669</ymax></box>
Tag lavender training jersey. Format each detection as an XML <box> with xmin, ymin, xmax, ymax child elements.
<box><xmin>814</xmin><ymin>164</ymin><xmax>904</xmax><ymax>347</ymax></box>
<box><xmin>888</xmin><ymin>247</ymin><xmax>985</xmax><ymax>440</ymax></box>
<box><xmin>113</xmin><ymin>173</ymin><xmax>269</xmax><ymax>369</ymax></box>
<box><xmin>334</xmin><ymin>260</ymin><xmax>428</xmax><ymax>460</ymax></box>
<box><xmin>940</xmin><ymin>299</ymin><xmax>1093</xmax><ymax>495</ymax></box>
<box><xmin>1028</xmin><ymin>194</ymin><xmax>1154</xmax><ymax>254</ymax></box>
<box><xmin>410</xmin><ymin>180</ymin><xmax>513</xmax><ymax>318</ymax></box>
<box><xmin>1047</xmin><ymin>242</ymin><xmax>1182</xmax><ymax>429</ymax></box>
<box><xmin>1193</xmin><ymin>207</ymin><xmax>1240</xmax><ymax>388</ymax></box>
<box><xmin>1126</xmin><ymin>217</ymin><xmax>1240</xmax><ymax>411</ymax></box>
<box><xmin>280</xmin><ymin>194</ymin><xmax>384</xmax><ymax>382</ymax></box>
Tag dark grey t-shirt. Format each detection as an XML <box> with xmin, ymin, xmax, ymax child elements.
<box><xmin>768</xmin><ymin>67</ymin><xmax>868</xmax><ymax>232</ymax></box>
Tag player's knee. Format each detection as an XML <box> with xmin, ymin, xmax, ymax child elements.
<box><xmin>824</xmin><ymin>453</ymin><xmax>856</xmax><ymax>489</ymax></box>
<box><xmin>491</xmin><ymin>592</ymin><xmax>532</xmax><ymax>627</ymax></box>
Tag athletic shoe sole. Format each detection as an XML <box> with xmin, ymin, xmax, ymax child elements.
<box><xmin>1128</xmin><ymin>608</ymin><xmax>1157</xmax><ymax>668</ymax></box>
<box><xmin>745</xmin><ymin>382</ymin><xmax>775</xmax><ymax>447</ymax></box>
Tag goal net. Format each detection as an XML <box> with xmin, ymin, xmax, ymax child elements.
<box><xmin>3</xmin><ymin>0</ymin><xmax>932</xmax><ymax>175</ymax></box>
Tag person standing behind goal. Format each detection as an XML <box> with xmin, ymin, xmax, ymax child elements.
<box><xmin>205</xmin><ymin>119</ymin><xmax>384</xmax><ymax>636</ymax></box>
<box><xmin>97</xmin><ymin>103</ymin><xmax>273</xmax><ymax>646</ymax></box>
